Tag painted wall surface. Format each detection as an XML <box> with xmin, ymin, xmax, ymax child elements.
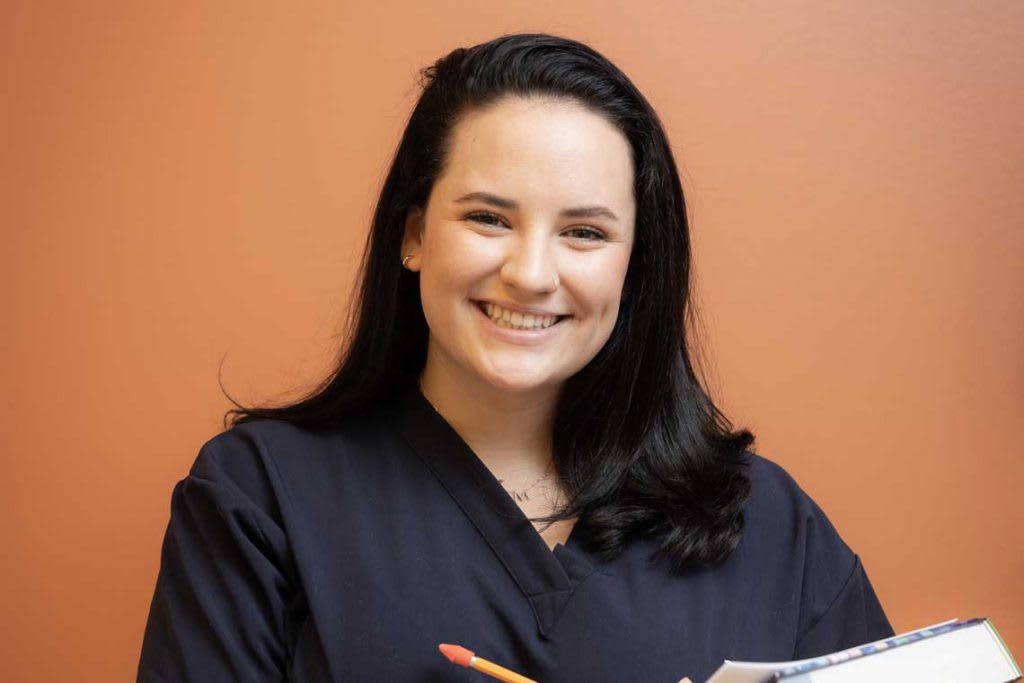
<box><xmin>3</xmin><ymin>2</ymin><xmax>1021</xmax><ymax>680</ymax></box>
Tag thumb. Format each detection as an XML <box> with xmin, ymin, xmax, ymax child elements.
<box><xmin>678</xmin><ymin>679</ymin><xmax>693</xmax><ymax>683</ymax></box>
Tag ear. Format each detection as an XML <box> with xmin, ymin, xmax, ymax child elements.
<box><xmin>400</xmin><ymin>206</ymin><xmax>425</xmax><ymax>272</ymax></box>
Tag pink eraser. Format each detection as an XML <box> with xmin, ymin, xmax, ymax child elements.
<box><xmin>438</xmin><ymin>643</ymin><xmax>475</xmax><ymax>668</ymax></box>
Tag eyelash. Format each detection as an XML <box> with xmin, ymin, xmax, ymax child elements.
<box><xmin>466</xmin><ymin>212</ymin><xmax>606</xmax><ymax>242</ymax></box>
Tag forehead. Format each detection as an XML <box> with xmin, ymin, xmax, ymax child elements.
<box><xmin>434</xmin><ymin>96</ymin><xmax>635</xmax><ymax>218</ymax></box>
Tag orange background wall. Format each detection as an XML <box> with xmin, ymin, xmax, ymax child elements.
<box><xmin>3</xmin><ymin>2</ymin><xmax>1021</xmax><ymax>680</ymax></box>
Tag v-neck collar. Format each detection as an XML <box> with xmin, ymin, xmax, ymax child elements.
<box><xmin>394</xmin><ymin>386</ymin><xmax>597</xmax><ymax>637</ymax></box>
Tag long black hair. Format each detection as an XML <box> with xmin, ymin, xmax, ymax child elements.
<box><xmin>225</xmin><ymin>33</ymin><xmax>754</xmax><ymax>571</ymax></box>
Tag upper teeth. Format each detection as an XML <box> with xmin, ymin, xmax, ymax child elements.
<box><xmin>481</xmin><ymin>302</ymin><xmax>560</xmax><ymax>330</ymax></box>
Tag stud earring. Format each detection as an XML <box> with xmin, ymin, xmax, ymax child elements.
<box><xmin>402</xmin><ymin>255</ymin><xmax>413</xmax><ymax>269</ymax></box>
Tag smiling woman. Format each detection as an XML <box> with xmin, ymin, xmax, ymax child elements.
<box><xmin>137</xmin><ymin>33</ymin><xmax>894</xmax><ymax>683</ymax></box>
<box><xmin>402</xmin><ymin>96</ymin><xmax>635</xmax><ymax>417</ymax></box>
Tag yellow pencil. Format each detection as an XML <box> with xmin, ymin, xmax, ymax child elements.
<box><xmin>439</xmin><ymin>643</ymin><xmax>539</xmax><ymax>683</ymax></box>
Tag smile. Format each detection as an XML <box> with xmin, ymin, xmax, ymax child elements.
<box><xmin>474</xmin><ymin>301</ymin><xmax>567</xmax><ymax>331</ymax></box>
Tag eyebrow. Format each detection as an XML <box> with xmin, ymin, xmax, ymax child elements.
<box><xmin>453</xmin><ymin>191</ymin><xmax>620</xmax><ymax>223</ymax></box>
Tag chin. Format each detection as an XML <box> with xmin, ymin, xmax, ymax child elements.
<box><xmin>485</xmin><ymin>377</ymin><xmax>540</xmax><ymax>392</ymax></box>
<box><xmin>479</xmin><ymin>370</ymin><xmax>552</xmax><ymax>393</ymax></box>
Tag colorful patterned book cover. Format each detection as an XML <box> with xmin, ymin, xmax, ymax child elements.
<box><xmin>773</xmin><ymin>618</ymin><xmax>1021</xmax><ymax>680</ymax></box>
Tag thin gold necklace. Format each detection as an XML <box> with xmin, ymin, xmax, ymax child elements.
<box><xmin>417</xmin><ymin>380</ymin><xmax>556</xmax><ymax>503</ymax></box>
<box><xmin>498</xmin><ymin>460</ymin><xmax>555</xmax><ymax>503</ymax></box>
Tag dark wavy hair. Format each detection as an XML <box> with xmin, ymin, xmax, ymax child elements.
<box><xmin>225</xmin><ymin>32</ymin><xmax>754</xmax><ymax>571</ymax></box>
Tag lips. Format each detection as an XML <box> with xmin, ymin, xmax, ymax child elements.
<box><xmin>473</xmin><ymin>300</ymin><xmax>568</xmax><ymax>331</ymax></box>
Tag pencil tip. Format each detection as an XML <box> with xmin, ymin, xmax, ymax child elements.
<box><xmin>438</xmin><ymin>643</ymin><xmax>474</xmax><ymax>667</ymax></box>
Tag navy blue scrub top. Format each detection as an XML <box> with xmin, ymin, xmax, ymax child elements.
<box><xmin>138</xmin><ymin>387</ymin><xmax>893</xmax><ymax>682</ymax></box>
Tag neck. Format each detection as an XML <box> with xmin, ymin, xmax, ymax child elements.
<box><xmin>419</xmin><ymin>348</ymin><xmax>560</xmax><ymax>474</ymax></box>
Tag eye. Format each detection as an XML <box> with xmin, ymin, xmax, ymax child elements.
<box><xmin>564</xmin><ymin>226</ymin><xmax>606</xmax><ymax>242</ymax></box>
<box><xmin>466</xmin><ymin>212</ymin><xmax>508</xmax><ymax>229</ymax></box>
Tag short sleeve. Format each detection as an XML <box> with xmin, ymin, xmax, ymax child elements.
<box><xmin>137</xmin><ymin>429</ymin><xmax>296</xmax><ymax>682</ymax></box>
<box><xmin>745</xmin><ymin>454</ymin><xmax>895</xmax><ymax>660</ymax></box>
<box><xmin>792</xmin><ymin>554</ymin><xmax>894</xmax><ymax>658</ymax></box>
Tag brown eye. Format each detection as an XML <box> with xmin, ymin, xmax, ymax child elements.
<box><xmin>466</xmin><ymin>212</ymin><xmax>507</xmax><ymax>228</ymax></box>
<box><xmin>565</xmin><ymin>227</ymin><xmax>606</xmax><ymax>241</ymax></box>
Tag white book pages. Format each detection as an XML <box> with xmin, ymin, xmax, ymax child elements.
<box><xmin>782</xmin><ymin>623</ymin><xmax>1018</xmax><ymax>683</ymax></box>
<box><xmin>705</xmin><ymin>619</ymin><xmax>963</xmax><ymax>683</ymax></box>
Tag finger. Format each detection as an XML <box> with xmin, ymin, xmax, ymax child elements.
<box><xmin>677</xmin><ymin>678</ymin><xmax>693</xmax><ymax>683</ymax></box>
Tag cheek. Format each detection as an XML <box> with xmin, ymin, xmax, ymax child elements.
<box><xmin>419</xmin><ymin>228</ymin><xmax>496</xmax><ymax>311</ymax></box>
<box><xmin>566</xmin><ymin>253</ymin><xmax>631</xmax><ymax>316</ymax></box>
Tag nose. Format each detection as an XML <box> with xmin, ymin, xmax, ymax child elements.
<box><xmin>499</xmin><ymin>229</ymin><xmax>560</xmax><ymax>293</ymax></box>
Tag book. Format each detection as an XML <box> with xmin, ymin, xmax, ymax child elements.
<box><xmin>705</xmin><ymin>617</ymin><xmax>1021</xmax><ymax>682</ymax></box>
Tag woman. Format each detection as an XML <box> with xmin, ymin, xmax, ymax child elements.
<box><xmin>138</xmin><ymin>33</ymin><xmax>893</xmax><ymax>682</ymax></box>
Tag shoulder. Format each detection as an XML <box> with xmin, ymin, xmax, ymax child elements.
<box><xmin>180</xmin><ymin>421</ymin><xmax>306</xmax><ymax>525</ymax></box>
<box><xmin>742</xmin><ymin>451</ymin><xmax>818</xmax><ymax>510</ymax></box>
<box><xmin>189</xmin><ymin>419</ymin><xmax>314</xmax><ymax>490</ymax></box>
<box><xmin>740</xmin><ymin>451</ymin><xmax>852</xmax><ymax>557</ymax></box>
<box><xmin>735</xmin><ymin>451</ymin><xmax>859</xmax><ymax>596</ymax></box>
<box><xmin>736</xmin><ymin>452</ymin><xmax>873</xmax><ymax>633</ymax></box>
<box><xmin>196</xmin><ymin>408</ymin><xmax>394</xmax><ymax>473</ymax></box>
<box><xmin>736</xmin><ymin>453</ymin><xmax>894</xmax><ymax>654</ymax></box>
<box><xmin>185</xmin><ymin>413</ymin><xmax>390</xmax><ymax>516</ymax></box>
